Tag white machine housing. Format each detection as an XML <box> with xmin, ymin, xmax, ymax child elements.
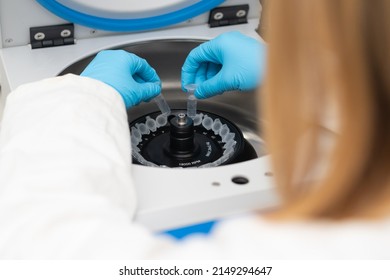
<box><xmin>0</xmin><ymin>0</ymin><xmax>278</xmax><ymax>231</ymax></box>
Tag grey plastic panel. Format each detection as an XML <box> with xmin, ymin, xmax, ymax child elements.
<box><xmin>0</xmin><ymin>0</ymin><xmax>261</xmax><ymax>48</ymax></box>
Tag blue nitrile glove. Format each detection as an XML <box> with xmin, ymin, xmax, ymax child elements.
<box><xmin>181</xmin><ymin>31</ymin><xmax>266</xmax><ymax>99</ymax></box>
<box><xmin>81</xmin><ymin>50</ymin><xmax>161</xmax><ymax>108</ymax></box>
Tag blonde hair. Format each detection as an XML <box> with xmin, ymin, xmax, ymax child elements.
<box><xmin>262</xmin><ymin>0</ymin><xmax>390</xmax><ymax>219</ymax></box>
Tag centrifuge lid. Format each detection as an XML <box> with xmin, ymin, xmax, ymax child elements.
<box><xmin>36</xmin><ymin>0</ymin><xmax>225</xmax><ymax>31</ymax></box>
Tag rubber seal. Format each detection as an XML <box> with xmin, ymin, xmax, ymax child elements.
<box><xmin>36</xmin><ymin>0</ymin><xmax>225</xmax><ymax>31</ymax></box>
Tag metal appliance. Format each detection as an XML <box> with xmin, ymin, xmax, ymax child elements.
<box><xmin>0</xmin><ymin>0</ymin><xmax>278</xmax><ymax>231</ymax></box>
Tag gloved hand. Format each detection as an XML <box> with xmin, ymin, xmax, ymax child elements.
<box><xmin>81</xmin><ymin>50</ymin><xmax>161</xmax><ymax>108</ymax></box>
<box><xmin>181</xmin><ymin>31</ymin><xmax>266</xmax><ymax>99</ymax></box>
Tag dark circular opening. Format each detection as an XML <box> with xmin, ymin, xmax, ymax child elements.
<box><xmin>232</xmin><ymin>176</ymin><xmax>249</xmax><ymax>185</ymax></box>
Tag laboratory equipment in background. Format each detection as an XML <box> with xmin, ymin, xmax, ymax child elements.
<box><xmin>0</xmin><ymin>0</ymin><xmax>278</xmax><ymax>231</ymax></box>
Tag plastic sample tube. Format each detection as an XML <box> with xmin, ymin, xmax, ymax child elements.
<box><xmin>184</xmin><ymin>84</ymin><xmax>197</xmax><ymax>119</ymax></box>
<box><xmin>153</xmin><ymin>94</ymin><xmax>171</xmax><ymax>116</ymax></box>
<box><xmin>156</xmin><ymin>114</ymin><xmax>168</xmax><ymax>127</ymax></box>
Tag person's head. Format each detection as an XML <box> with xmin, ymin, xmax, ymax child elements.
<box><xmin>262</xmin><ymin>0</ymin><xmax>390</xmax><ymax>219</ymax></box>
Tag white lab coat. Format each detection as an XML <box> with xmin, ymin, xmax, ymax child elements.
<box><xmin>0</xmin><ymin>74</ymin><xmax>389</xmax><ymax>259</ymax></box>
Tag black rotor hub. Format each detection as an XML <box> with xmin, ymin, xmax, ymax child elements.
<box><xmin>130</xmin><ymin>110</ymin><xmax>257</xmax><ymax>168</ymax></box>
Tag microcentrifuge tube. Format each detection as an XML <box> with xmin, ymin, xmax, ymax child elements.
<box><xmin>184</xmin><ymin>84</ymin><xmax>198</xmax><ymax>119</ymax></box>
<box><xmin>152</xmin><ymin>82</ymin><xmax>171</xmax><ymax>116</ymax></box>
<box><xmin>202</xmin><ymin>115</ymin><xmax>213</xmax><ymax>130</ymax></box>
<box><xmin>153</xmin><ymin>94</ymin><xmax>171</xmax><ymax>116</ymax></box>
<box><xmin>222</xmin><ymin>132</ymin><xmax>235</xmax><ymax>143</ymax></box>
<box><xmin>145</xmin><ymin>116</ymin><xmax>157</xmax><ymax>132</ymax></box>
<box><xmin>224</xmin><ymin>140</ymin><xmax>237</xmax><ymax>150</ymax></box>
<box><xmin>131</xmin><ymin>127</ymin><xmax>142</xmax><ymax>141</ymax></box>
<box><xmin>193</xmin><ymin>113</ymin><xmax>204</xmax><ymax>126</ymax></box>
<box><xmin>156</xmin><ymin>114</ymin><xmax>168</xmax><ymax>127</ymax></box>
<box><xmin>212</xmin><ymin>118</ymin><xmax>223</xmax><ymax>134</ymax></box>
<box><xmin>136</xmin><ymin>123</ymin><xmax>150</xmax><ymax>135</ymax></box>
<box><xmin>219</xmin><ymin>124</ymin><xmax>229</xmax><ymax>138</ymax></box>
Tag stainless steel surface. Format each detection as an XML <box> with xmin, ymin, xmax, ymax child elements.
<box><xmin>176</xmin><ymin>113</ymin><xmax>187</xmax><ymax>126</ymax></box>
<box><xmin>59</xmin><ymin>40</ymin><xmax>265</xmax><ymax>157</ymax></box>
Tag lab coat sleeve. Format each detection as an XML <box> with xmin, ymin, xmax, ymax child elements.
<box><xmin>0</xmin><ymin>74</ymin><xmax>160</xmax><ymax>259</ymax></box>
<box><xmin>2</xmin><ymin>74</ymin><xmax>386</xmax><ymax>260</ymax></box>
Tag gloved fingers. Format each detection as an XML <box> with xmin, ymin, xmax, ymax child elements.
<box><xmin>193</xmin><ymin>63</ymin><xmax>208</xmax><ymax>85</ymax></box>
<box><xmin>181</xmin><ymin>71</ymin><xmax>194</xmax><ymax>92</ymax></box>
<box><xmin>133</xmin><ymin>82</ymin><xmax>161</xmax><ymax>104</ymax></box>
<box><xmin>181</xmin><ymin>41</ymin><xmax>221</xmax><ymax>89</ymax></box>
<box><xmin>190</xmin><ymin>62</ymin><xmax>223</xmax><ymax>97</ymax></box>
<box><xmin>181</xmin><ymin>42</ymin><xmax>214</xmax><ymax>73</ymax></box>
<box><xmin>133</xmin><ymin>74</ymin><xmax>146</xmax><ymax>83</ymax></box>
<box><xmin>128</xmin><ymin>54</ymin><xmax>160</xmax><ymax>83</ymax></box>
<box><xmin>131</xmin><ymin>74</ymin><xmax>161</xmax><ymax>104</ymax></box>
<box><xmin>193</xmin><ymin>62</ymin><xmax>222</xmax><ymax>85</ymax></box>
<box><xmin>120</xmin><ymin>82</ymin><xmax>161</xmax><ymax>108</ymax></box>
<box><xmin>133</xmin><ymin>73</ymin><xmax>161</xmax><ymax>101</ymax></box>
<box><xmin>195</xmin><ymin>71</ymin><xmax>231</xmax><ymax>99</ymax></box>
<box><xmin>80</xmin><ymin>54</ymin><xmax>104</xmax><ymax>77</ymax></box>
<box><xmin>206</xmin><ymin>63</ymin><xmax>222</xmax><ymax>80</ymax></box>
<box><xmin>181</xmin><ymin>62</ymin><xmax>197</xmax><ymax>91</ymax></box>
<box><xmin>187</xmin><ymin>41</ymin><xmax>222</xmax><ymax>66</ymax></box>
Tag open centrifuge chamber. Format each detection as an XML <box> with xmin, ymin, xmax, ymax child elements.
<box><xmin>59</xmin><ymin>40</ymin><xmax>278</xmax><ymax>230</ymax></box>
<box><xmin>0</xmin><ymin>0</ymin><xmax>279</xmax><ymax>231</ymax></box>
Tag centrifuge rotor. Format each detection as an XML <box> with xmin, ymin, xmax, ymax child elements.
<box><xmin>130</xmin><ymin>110</ymin><xmax>257</xmax><ymax>168</ymax></box>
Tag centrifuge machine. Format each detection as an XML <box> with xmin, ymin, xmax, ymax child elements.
<box><xmin>0</xmin><ymin>0</ymin><xmax>278</xmax><ymax>231</ymax></box>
